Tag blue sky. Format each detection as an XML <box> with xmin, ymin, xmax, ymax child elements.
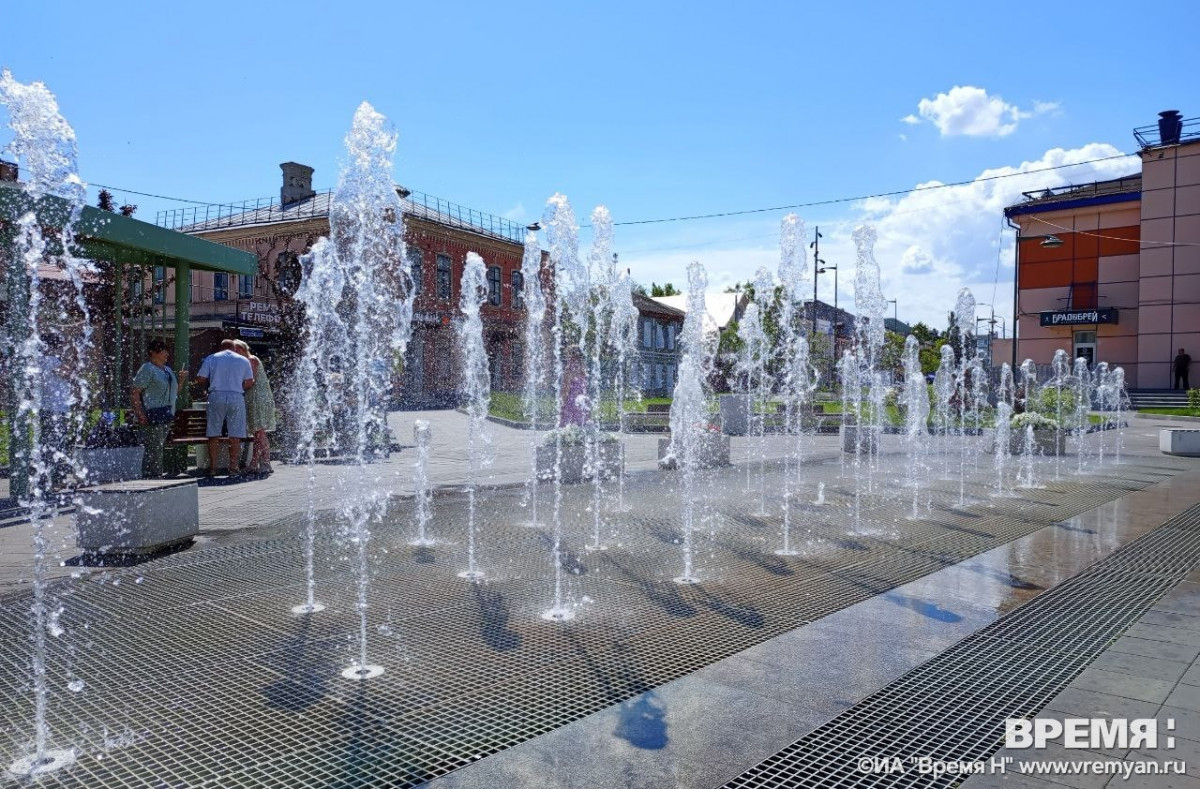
<box><xmin>3</xmin><ymin>0</ymin><xmax>1198</xmax><ymax>329</ymax></box>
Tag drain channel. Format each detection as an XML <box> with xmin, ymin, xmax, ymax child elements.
<box><xmin>723</xmin><ymin>503</ymin><xmax>1200</xmax><ymax>789</ymax></box>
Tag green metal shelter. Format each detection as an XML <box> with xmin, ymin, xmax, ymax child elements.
<box><xmin>0</xmin><ymin>181</ymin><xmax>257</xmax><ymax>493</ymax></box>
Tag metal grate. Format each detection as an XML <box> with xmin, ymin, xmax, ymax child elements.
<box><xmin>0</xmin><ymin>458</ymin><xmax>1188</xmax><ymax>787</ymax></box>
<box><xmin>723</xmin><ymin>503</ymin><xmax>1200</xmax><ymax>789</ymax></box>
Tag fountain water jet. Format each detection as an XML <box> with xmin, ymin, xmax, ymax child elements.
<box><xmin>519</xmin><ymin>231</ymin><xmax>548</xmax><ymax>528</ymax></box>
<box><xmin>668</xmin><ymin>261</ymin><xmax>713</xmax><ymax>584</ymax></box>
<box><xmin>901</xmin><ymin>336</ymin><xmax>930</xmax><ymax>519</ymax></box>
<box><xmin>457</xmin><ymin>252</ymin><xmax>491</xmax><ymax>581</ymax></box>
<box><xmin>293</xmin><ymin>102</ymin><xmax>416</xmax><ymax>680</ymax></box>
<box><xmin>409</xmin><ymin>420</ymin><xmax>434</xmax><ymax>547</ymax></box>
<box><xmin>1</xmin><ymin>68</ymin><xmax>95</xmax><ymax>780</ymax></box>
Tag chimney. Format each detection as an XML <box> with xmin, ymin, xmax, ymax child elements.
<box><xmin>280</xmin><ymin>162</ymin><xmax>315</xmax><ymax>206</ymax></box>
<box><xmin>0</xmin><ymin>160</ymin><xmax>17</xmax><ymax>183</ymax></box>
<box><xmin>1158</xmin><ymin>110</ymin><xmax>1183</xmax><ymax>146</ymax></box>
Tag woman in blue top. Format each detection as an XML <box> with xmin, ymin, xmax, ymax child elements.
<box><xmin>131</xmin><ymin>339</ymin><xmax>186</xmax><ymax>477</ymax></box>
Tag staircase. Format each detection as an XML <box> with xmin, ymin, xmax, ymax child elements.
<box><xmin>1127</xmin><ymin>389</ymin><xmax>1192</xmax><ymax>409</ymax></box>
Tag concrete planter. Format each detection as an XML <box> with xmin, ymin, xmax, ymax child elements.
<box><xmin>657</xmin><ymin>433</ymin><xmax>731</xmax><ymax>470</ymax></box>
<box><xmin>1008</xmin><ymin>429</ymin><xmax>1067</xmax><ymax>456</ymax></box>
<box><xmin>76</xmin><ymin>479</ymin><xmax>199</xmax><ymax>555</ymax></box>
<box><xmin>719</xmin><ymin>394</ymin><xmax>750</xmax><ymax>436</ymax></box>
<box><xmin>535</xmin><ymin>441</ymin><xmax>623</xmax><ymax>484</ymax></box>
<box><xmin>1161</xmin><ymin>429</ymin><xmax>1200</xmax><ymax>457</ymax></box>
<box><xmin>840</xmin><ymin>425</ymin><xmax>880</xmax><ymax>454</ymax></box>
<box><xmin>75</xmin><ymin>446</ymin><xmax>145</xmax><ymax>485</ymax></box>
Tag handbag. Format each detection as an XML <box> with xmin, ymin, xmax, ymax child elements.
<box><xmin>145</xmin><ymin>406</ymin><xmax>174</xmax><ymax>425</ymax></box>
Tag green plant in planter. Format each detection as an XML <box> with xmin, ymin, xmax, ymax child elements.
<box><xmin>1011</xmin><ymin>412</ymin><xmax>1059</xmax><ymax>431</ymax></box>
<box><xmin>83</xmin><ymin>412</ymin><xmax>141</xmax><ymax>448</ymax></box>
<box><xmin>1189</xmin><ymin>388</ymin><xmax>1200</xmax><ymax>414</ymax></box>
<box><xmin>541</xmin><ymin>425</ymin><xmax>619</xmax><ymax>447</ymax></box>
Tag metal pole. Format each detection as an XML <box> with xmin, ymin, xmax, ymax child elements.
<box><xmin>811</xmin><ymin>226</ymin><xmax>820</xmax><ymax>338</ymax></box>
<box><xmin>174</xmin><ymin>261</ymin><xmax>191</xmax><ymax>408</ymax></box>
<box><xmin>113</xmin><ymin>258</ymin><xmax>123</xmax><ymax>410</ymax></box>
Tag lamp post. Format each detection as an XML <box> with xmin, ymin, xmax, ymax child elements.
<box><xmin>809</xmin><ymin>227</ymin><xmax>822</xmax><ymax>337</ymax></box>
<box><xmin>817</xmin><ymin>264</ymin><xmax>837</xmax><ymax>375</ymax></box>
<box><xmin>886</xmin><ymin>299</ymin><xmax>898</xmax><ymax>330</ymax></box>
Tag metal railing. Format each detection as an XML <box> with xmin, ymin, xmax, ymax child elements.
<box><xmin>1019</xmin><ymin>175</ymin><xmax>1142</xmax><ymax>205</ymax></box>
<box><xmin>1134</xmin><ymin>116</ymin><xmax>1200</xmax><ymax>148</ymax></box>
<box><xmin>154</xmin><ymin>188</ymin><xmax>527</xmax><ymax>243</ymax></box>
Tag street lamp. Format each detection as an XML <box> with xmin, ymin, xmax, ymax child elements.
<box><xmin>810</xmin><ymin>227</ymin><xmax>822</xmax><ymax>337</ymax></box>
<box><xmin>886</xmin><ymin>299</ymin><xmax>898</xmax><ymax>329</ymax></box>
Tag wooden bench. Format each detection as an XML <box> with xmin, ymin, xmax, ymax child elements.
<box><xmin>168</xmin><ymin>407</ymin><xmax>208</xmax><ymax>446</ymax></box>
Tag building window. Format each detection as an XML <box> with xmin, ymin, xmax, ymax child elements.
<box><xmin>666</xmin><ymin>324</ymin><xmax>675</xmax><ymax>350</ymax></box>
<box><xmin>153</xmin><ymin>266</ymin><xmax>165</xmax><ymax>304</ymax></box>
<box><xmin>655</xmin><ymin>323</ymin><xmax>665</xmax><ymax>349</ymax></box>
<box><xmin>214</xmin><ymin>273</ymin><xmax>228</xmax><ymax>301</ymax></box>
<box><xmin>238</xmin><ymin>274</ymin><xmax>254</xmax><ymax>298</ymax></box>
<box><xmin>407</xmin><ymin>248</ymin><xmax>423</xmax><ymax>297</ymax></box>
<box><xmin>656</xmin><ymin>364</ymin><xmax>665</xmax><ymax>388</ymax></box>
<box><xmin>512</xmin><ymin>271</ymin><xmax>525</xmax><ymax>310</ymax></box>
<box><xmin>487</xmin><ymin>265</ymin><xmax>501</xmax><ymax>306</ymax></box>
<box><xmin>436</xmin><ymin>254</ymin><xmax>452</xmax><ymax>300</ymax></box>
<box><xmin>1070</xmin><ymin>281</ymin><xmax>1097</xmax><ymax>310</ymax></box>
<box><xmin>643</xmin><ymin>318</ymin><xmax>653</xmax><ymax>348</ymax></box>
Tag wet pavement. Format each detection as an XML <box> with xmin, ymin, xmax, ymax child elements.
<box><xmin>0</xmin><ymin>413</ymin><xmax>1196</xmax><ymax>787</ymax></box>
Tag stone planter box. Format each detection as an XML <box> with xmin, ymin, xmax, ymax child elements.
<box><xmin>840</xmin><ymin>425</ymin><xmax>880</xmax><ymax>454</ymax></box>
<box><xmin>719</xmin><ymin>394</ymin><xmax>750</xmax><ymax>436</ymax></box>
<box><xmin>1161</xmin><ymin>429</ymin><xmax>1200</xmax><ymax>457</ymax></box>
<box><xmin>1007</xmin><ymin>429</ymin><xmax>1067</xmax><ymax>456</ymax></box>
<box><xmin>657</xmin><ymin>434</ymin><xmax>731</xmax><ymax>470</ymax></box>
<box><xmin>535</xmin><ymin>441</ymin><xmax>623</xmax><ymax>484</ymax></box>
<box><xmin>75</xmin><ymin>446</ymin><xmax>145</xmax><ymax>485</ymax></box>
<box><xmin>76</xmin><ymin>479</ymin><xmax>199</xmax><ymax>555</ymax></box>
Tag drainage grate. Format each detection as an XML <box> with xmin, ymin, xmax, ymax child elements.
<box><xmin>723</xmin><ymin>502</ymin><xmax>1200</xmax><ymax>789</ymax></box>
<box><xmin>0</xmin><ymin>457</ymin><xmax>1187</xmax><ymax>787</ymax></box>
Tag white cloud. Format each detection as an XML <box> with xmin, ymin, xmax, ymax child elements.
<box><xmin>907</xmin><ymin>86</ymin><xmax>1061</xmax><ymax>138</ymax></box>
<box><xmin>622</xmin><ymin>143</ymin><xmax>1138</xmax><ymax>334</ymax></box>
<box><xmin>501</xmin><ymin>202</ymin><xmax>527</xmax><ymax>222</ymax></box>
<box><xmin>898</xmin><ymin>133</ymin><xmax>908</xmax><ymax>142</ymax></box>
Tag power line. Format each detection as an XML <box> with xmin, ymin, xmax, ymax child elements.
<box><xmin>88</xmin><ymin>182</ymin><xmax>228</xmax><ymax>206</ymax></box>
<box><xmin>598</xmin><ymin>151</ymin><xmax>1138</xmax><ymax>227</ymax></box>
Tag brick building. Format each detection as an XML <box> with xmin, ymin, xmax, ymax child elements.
<box><xmin>155</xmin><ymin>163</ymin><xmax>538</xmax><ymax>406</ymax></box>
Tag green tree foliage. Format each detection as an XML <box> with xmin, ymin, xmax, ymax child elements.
<box><xmin>650</xmin><ymin>282</ymin><xmax>680</xmax><ymax>297</ymax></box>
<box><xmin>910</xmin><ymin>321</ymin><xmax>938</xmax><ymax>345</ymax></box>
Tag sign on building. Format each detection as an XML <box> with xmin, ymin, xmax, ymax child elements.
<box><xmin>1038</xmin><ymin>308</ymin><xmax>1119</xmax><ymax>327</ymax></box>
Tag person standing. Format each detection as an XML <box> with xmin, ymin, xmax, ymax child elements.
<box><xmin>1175</xmin><ymin>348</ymin><xmax>1192</xmax><ymax>390</ymax></box>
<box><xmin>193</xmin><ymin>339</ymin><xmax>254</xmax><ymax>476</ymax></box>
<box><xmin>131</xmin><ymin>339</ymin><xmax>185</xmax><ymax>478</ymax></box>
<box><xmin>233</xmin><ymin>340</ymin><xmax>276</xmax><ymax>475</ymax></box>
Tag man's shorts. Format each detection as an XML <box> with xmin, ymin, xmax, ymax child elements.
<box><xmin>207</xmin><ymin>391</ymin><xmax>248</xmax><ymax>439</ymax></box>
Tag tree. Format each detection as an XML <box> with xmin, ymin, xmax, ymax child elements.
<box><xmin>910</xmin><ymin>321</ymin><xmax>937</xmax><ymax>346</ymax></box>
<box><xmin>650</xmin><ymin>282</ymin><xmax>679</xmax><ymax>297</ymax></box>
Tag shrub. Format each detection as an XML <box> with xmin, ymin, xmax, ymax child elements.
<box><xmin>1190</xmin><ymin>388</ymin><xmax>1200</xmax><ymax>414</ymax></box>
<box><xmin>1011</xmin><ymin>412</ymin><xmax>1059</xmax><ymax>431</ymax></box>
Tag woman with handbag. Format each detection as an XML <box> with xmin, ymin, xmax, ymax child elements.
<box><xmin>131</xmin><ymin>339</ymin><xmax>186</xmax><ymax>478</ymax></box>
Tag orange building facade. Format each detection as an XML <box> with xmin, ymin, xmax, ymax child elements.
<box><xmin>1005</xmin><ymin>111</ymin><xmax>1200</xmax><ymax>389</ymax></box>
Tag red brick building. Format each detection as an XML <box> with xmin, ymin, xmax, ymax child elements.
<box><xmin>155</xmin><ymin>163</ymin><xmax>537</xmax><ymax>406</ymax></box>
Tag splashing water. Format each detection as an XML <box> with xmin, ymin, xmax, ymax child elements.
<box><xmin>410</xmin><ymin>420</ymin><xmax>434</xmax><ymax>546</ymax></box>
<box><xmin>457</xmin><ymin>252</ymin><xmax>492</xmax><ymax>580</ymax></box>
<box><xmin>994</xmin><ymin>363</ymin><xmax>1015</xmax><ymax>495</ymax></box>
<box><xmin>776</xmin><ymin>215</ymin><xmax>816</xmax><ymax>555</ymax></box>
<box><xmin>293</xmin><ymin>102</ymin><xmax>416</xmax><ymax>679</ymax></box>
<box><xmin>606</xmin><ymin>259</ymin><xmax>640</xmax><ymax>514</ymax></box>
<box><xmin>519</xmin><ymin>231</ymin><xmax>548</xmax><ymax>526</ymax></box>
<box><xmin>585</xmin><ymin>206</ymin><xmax>613</xmax><ymax>550</ymax></box>
<box><xmin>901</xmin><ymin>336</ymin><xmax>930</xmax><ymax>519</ymax></box>
<box><xmin>542</xmin><ymin>194</ymin><xmax>580</xmax><ymax>621</ymax></box>
<box><xmin>2</xmin><ymin>70</ymin><xmax>98</xmax><ymax>777</ymax></box>
<box><xmin>668</xmin><ymin>262</ymin><xmax>713</xmax><ymax>583</ymax></box>
<box><xmin>1050</xmin><ymin>349</ymin><xmax>1070</xmax><ymax>481</ymax></box>
<box><xmin>1073</xmin><ymin>357</ymin><xmax>1092</xmax><ymax>473</ymax></box>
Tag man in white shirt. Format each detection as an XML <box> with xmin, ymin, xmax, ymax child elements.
<box><xmin>194</xmin><ymin>339</ymin><xmax>254</xmax><ymax>476</ymax></box>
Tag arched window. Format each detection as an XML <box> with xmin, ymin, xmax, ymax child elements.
<box><xmin>511</xmin><ymin>270</ymin><xmax>525</xmax><ymax>309</ymax></box>
<box><xmin>487</xmin><ymin>266</ymin><xmax>501</xmax><ymax>306</ymax></box>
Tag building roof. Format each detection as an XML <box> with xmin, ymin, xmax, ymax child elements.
<box><xmin>156</xmin><ymin>188</ymin><xmax>527</xmax><ymax>245</ymax></box>
<box><xmin>1</xmin><ymin>181</ymin><xmax>256</xmax><ymax>275</ymax></box>
<box><xmin>1004</xmin><ymin>174</ymin><xmax>1141</xmax><ymax>217</ymax></box>
<box><xmin>650</xmin><ymin>291</ymin><xmax>747</xmax><ymax>334</ymax></box>
<box><xmin>632</xmin><ymin>291</ymin><xmax>685</xmax><ymax>320</ymax></box>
